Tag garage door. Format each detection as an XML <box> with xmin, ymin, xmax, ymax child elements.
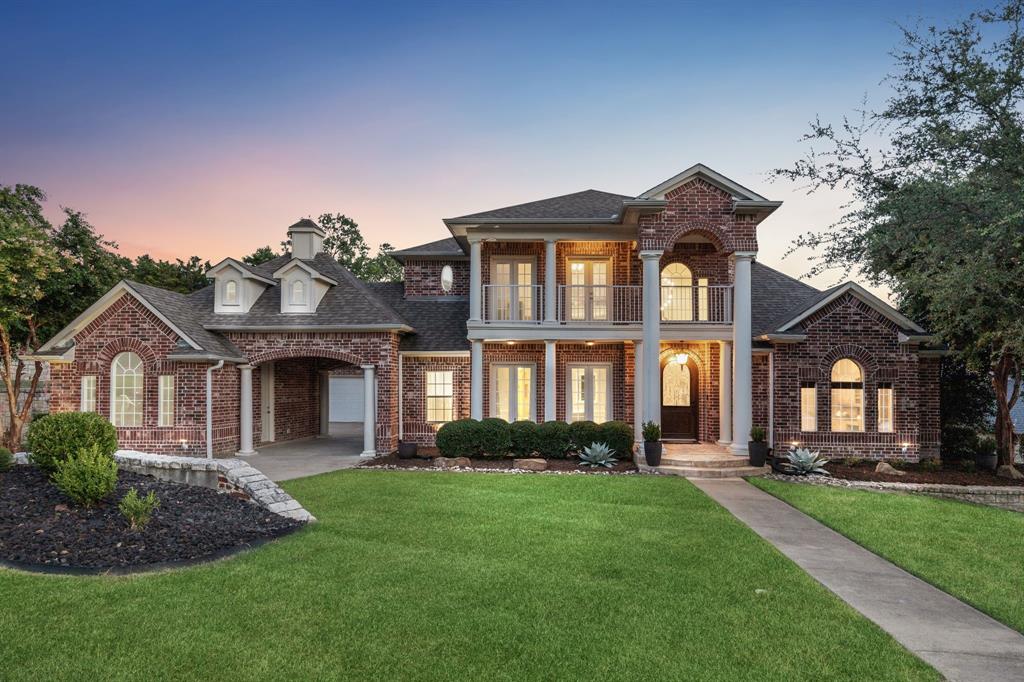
<box><xmin>329</xmin><ymin>377</ymin><xmax>364</xmax><ymax>421</ymax></box>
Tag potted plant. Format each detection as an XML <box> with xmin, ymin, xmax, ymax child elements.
<box><xmin>974</xmin><ymin>434</ymin><xmax>998</xmax><ymax>471</ymax></box>
<box><xmin>642</xmin><ymin>421</ymin><xmax>662</xmax><ymax>467</ymax></box>
<box><xmin>748</xmin><ymin>426</ymin><xmax>769</xmax><ymax>467</ymax></box>
<box><xmin>397</xmin><ymin>440</ymin><xmax>418</xmax><ymax>459</ymax></box>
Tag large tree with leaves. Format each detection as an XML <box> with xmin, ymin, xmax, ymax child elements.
<box><xmin>313</xmin><ymin>213</ymin><xmax>402</xmax><ymax>282</ymax></box>
<box><xmin>774</xmin><ymin>1</ymin><xmax>1024</xmax><ymax>465</ymax></box>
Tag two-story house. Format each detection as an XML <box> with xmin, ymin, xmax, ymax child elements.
<box><xmin>31</xmin><ymin>164</ymin><xmax>942</xmax><ymax>462</ymax></box>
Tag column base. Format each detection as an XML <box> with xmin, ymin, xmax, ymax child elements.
<box><xmin>729</xmin><ymin>441</ymin><xmax>749</xmax><ymax>456</ymax></box>
<box><xmin>359</xmin><ymin>450</ymin><xmax>377</xmax><ymax>458</ymax></box>
<box><xmin>236</xmin><ymin>449</ymin><xmax>257</xmax><ymax>457</ymax></box>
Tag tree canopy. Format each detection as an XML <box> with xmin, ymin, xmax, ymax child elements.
<box><xmin>242</xmin><ymin>245</ymin><xmax>280</xmax><ymax>266</ymax></box>
<box><xmin>314</xmin><ymin>213</ymin><xmax>402</xmax><ymax>282</ymax></box>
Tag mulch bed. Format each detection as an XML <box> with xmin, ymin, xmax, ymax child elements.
<box><xmin>0</xmin><ymin>466</ymin><xmax>303</xmax><ymax>572</ymax></box>
<box><xmin>364</xmin><ymin>453</ymin><xmax>638</xmax><ymax>474</ymax></box>
<box><xmin>823</xmin><ymin>461</ymin><xmax>1024</xmax><ymax>487</ymax></box>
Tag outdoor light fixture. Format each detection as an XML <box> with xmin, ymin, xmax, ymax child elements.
<box><xmin>674</xmin><ymin>352</ymin><xmax>689</xmax><ymax>365</ymax></box>
<box><xmin>506</xmin><ymin>341</ymin><xmax>515</xmax><ymax>346</ymax></box>
<box><xmin>586</xmin><ymin>341</ymin><xmax>595</xmax><ymax>347</ymax></box>
<box><xmin>179</xmin><ymin>439</ymin><xmax>188</xmax><ymax>450</ymax></box>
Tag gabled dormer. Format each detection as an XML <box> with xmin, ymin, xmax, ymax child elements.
<box><xmin>272</xmin><ymin>258</ymin><xmax>338</xmax><ymax>314</ymax></box>
<box><xmin>206</xmin><ymin>258</ymin><xmax>276</xmax><ymax>314</ymax></box>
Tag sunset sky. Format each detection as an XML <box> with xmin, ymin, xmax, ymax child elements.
<box><xmin>2</xmin><ymin>0</ymin><xmax>970</xmax><ymax>293</ymax></box>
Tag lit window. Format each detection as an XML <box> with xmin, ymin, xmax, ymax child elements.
<box><xmin>567</xmin><ymin>259</ymin><xmax>610</xmax><ymax>322</ymax></box>
<box><xmin>491</xmin><ymin>364</ymin><xmax>534</xmax><ymax>421</ymax></box>
<box><xmin>111</xmin><ymin>352</ymin><xmax>143</xmax><ymax>427</ymax></box>
<box><xmin>697</xmin><ymin>277</ymin><xmax>709</xmax><ymax>321</ymax></box>
<box><xmin>290</xmin><ymin>279</ymin><xmax>305</xmax><ymax>305</ymax></box>
<box><xmin>878</xmin><ymin>383</ymin><xmax>894</xmax><ymax>433</ymax></box>
<box><xmin>490</xmin><ymin>259</ymin><xmax>534</xmax><ymax>320</ymax></box>
<box><xmin>440</xmin><ymin>265</ymin><xmax>454</xmax><ymax>293</ymax></box>
<box><xmin>800</xmin><ymin>381</ymin><xmax>817</xmax><ymax>432</ymax></box>
<box><xmin>223</xmin><ymin>280</ymin><xmax>238</xmax><ymax>305</ymax></box>
<box><xmin>80</xmin><ymin>376</ymin><xmax>97</xmax><ymax>412</ymax></box>
<box><xmin>567</xmin><ymin>364</ymin><xmax>611</xmax><ymax>423</ymax></box>
<box><xmin>158</xmin><ymin>375</ymin><xmax>175</xmax><ymax>427</ymax></box>
<box><xmin>425</xmin><ymin>371</ymin><xmax>454</xmax><ymax>423</ymax></box>
<box><xmin>661</xmin><ymin>263</ymin><xmax>694</xmax><ymax>321</ymax></box>
<box><xmin>830</xmin><ymin>359</ymin><xmax>864</xmax><ymax>432</ymax></box>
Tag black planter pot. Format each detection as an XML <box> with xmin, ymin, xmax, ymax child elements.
<box><xmin>975</xmin><ymin>452</ymin><xmax>998</xmax><ymax>471</ymax></box>
<box><xmin>397</xmin><ymin>441</ymin><xmax>418</xmax><ymax>459</ymax></box>
<box><xmin>748</xmin><ymin>441</ymin><xmax>769</xmax><ymax>467</ymax></box>
<box><xmin>644</xmin><ymin>441</ymin><xmax>663</xmax><ymax>467</ymax></box>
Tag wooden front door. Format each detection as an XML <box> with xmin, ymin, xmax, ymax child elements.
<box><xmin>661</xmin><ymin>355</ymin><xmax>698</xmax><ymax>440</ymax></box>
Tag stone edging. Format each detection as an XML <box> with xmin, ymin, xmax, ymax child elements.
<box><xmin>764</xmin><ymin>473</ymin><xmax>1024</xmax><ymax>513</ymax></box>
<box><xmin>14</xmin><ymin>451</ymin><xmax>315</xmax><ymax>522</ymax></box>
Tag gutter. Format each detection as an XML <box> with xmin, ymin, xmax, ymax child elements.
<box><xmin>206</xmin><ymin>360</ymin><xmax>224</xmax><ymax>458</ymax></box>
<box><xmin>204</xmin><ymin>324</ymin><xmax>413</xmax><ymax>333</ymax></box>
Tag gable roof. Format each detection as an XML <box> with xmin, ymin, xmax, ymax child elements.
<box><xmin>369</xmin><ymin>283</ymin><xmax>469</xmax><ymax>351</ymax></box>
<box><xmin>389</xmin><ymin>237</ymin><xmax>467</xmax><ymax>263</ymax></box>
<box><xmin>773</xmin><ymin>281</ymin><xmax>926</xmax><ymax>334</ymax></box>
<box><xmin>206</xmin><ymin>257</ymin><xmax>277</xmax><ymax>284</ymax></box>
<box><xmin>639</xmin><ymin>163</ymin><xmax>769</xmax><ymax>201</ymax></box>
<box><xmin>445</xmin><ymin>189</ymin><xmax>635</xmax><ymax>225</ymax></box>
<box><xmin>750</xmin><ymin>262</ymin><xmax>825</xmax><ymax>336</ymax></box>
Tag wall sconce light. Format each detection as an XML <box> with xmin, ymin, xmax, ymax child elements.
<box><xmin>585</xmin><ymin>341</ymin><xmax>595</xmax><ymax>347</ymax></box>
<box><xmin>674</xmin><ymin>352</ymin><xmax>689</xmax><ymax>365</ymax></box>
<box><xmin>506</xmin><ymin>341</ymin><xmax>515</xmax><ymax>346</ymax></box>
<box><xmin>179</xmin><ymin>439</ymin><xmax>188</xmax><ymax>451</ymax></box>
<box><xmin>790</xmin><ymin>440</ymin><xmax>799</xmax><ymax>447</ymax></box>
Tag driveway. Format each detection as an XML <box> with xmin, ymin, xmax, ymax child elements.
<box><xmin>238</xmin><ymin>422</ymin><xmax>365</xmax><ymax>481</ymax></box>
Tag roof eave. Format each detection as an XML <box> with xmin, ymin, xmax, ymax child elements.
<box><xmin>204</xmin><ymin>324</ymin><xmax>414</xmax><ymax>333</ymax></box>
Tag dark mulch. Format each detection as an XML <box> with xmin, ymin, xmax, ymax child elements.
<box><xmin>364</xmin><ymin>453</ymin><xmax>637</xmax><ymax>474</ymax></box>
<box><xmin>0</xmin><ymin>466</ymin><xmax>303</xmax><ymax>571</ymax></box>
<box><xmin>825</xmin><ymin>461</ymin><xmax>1024</xmax><ymax>487</ymax></box>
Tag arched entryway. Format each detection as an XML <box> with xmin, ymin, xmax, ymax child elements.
<box><xmin>661</xmin><ymin>351</ymin><xmax>699</xmax><ymax>440</ymax></box>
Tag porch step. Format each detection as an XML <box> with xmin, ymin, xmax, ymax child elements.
<box><xmin>660</xmin><ymin>454</ymin><xmax>752</xmax><ymax>468</ymax></box>
<box><xmin>653</xmin><ymin>464</ymin><xmax>770</xmax><ymax>479</ymax></box>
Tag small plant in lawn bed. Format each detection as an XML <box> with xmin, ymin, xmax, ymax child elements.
<box><xmin>783</xmin><ymin>447</ymin><xmax>830</xmax><ymax>476</ymax></box>
<box><xmin>27</xmin><ymin>412</ymin><xmax>118</xmax><ymax>473</ymax></box>
<box><xmin>599</xmin><ymin>421</ymin><xmax>634</xmax><ymax>459</ymax></box>
<box><xmin>50</xmin><ymin>443</ymin><xmax>118</xmax><ymax>508</ymax></box>
<box><xmin>510</xmin><ymin>420</ymin><xmax>541</xmax><ymax>456</ymax></box>
<box><xmin>748</xmin><ymin>426</ymin><xmax>769</xmax><ymax>467</ymax></box>
<box><xmin>579</xmin><ymin>442</ymin><xmax>618</xmax><ymax>468</ymax></box>
<box><xmin>119</xmin><ymin>487</ymin><xmax>160</xmax><ymax>530</ymax></box>
<box><xmin>537</xmin><ymin>421</ymin><xmax>572</xmax><ymax>459</ymax></box>
<box><xmin>641</xmin><ymin>421</ymin><xmax>662</xmax><ymax>466</ymax></box>
<box><xmin>567</xmin><ymin>420</ymin><xmax>601</xmax><ymax>452</ymax></box>
<box><xmin>0</xmin><ymin>446</ymin><xmax>13</xmax><ymax>473</ymax></box>
<box><xmin>478</xmin><ymin>418</ymin><xmax>512</xmax><ymax>457</ymax></box>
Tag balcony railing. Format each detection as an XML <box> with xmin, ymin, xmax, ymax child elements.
<box><xmin>659</xmin><ymin>285</ymin><xmax>733</xmax><ymax>323</ymax></box>
<box><xmin>482</xmin><ymin>284</ymin><xmax>544</xmax><ymax>323</ymax></box>
<box><xmin>557</xmin><ymin>285</ymin><xmax>643</xmax><ymax>323</ymax></box>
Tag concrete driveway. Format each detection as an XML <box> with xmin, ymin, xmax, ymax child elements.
<box><xmin>237</xmin><ymin>422</ymin><xmax>365</xmax><ymax>482</ymax></box>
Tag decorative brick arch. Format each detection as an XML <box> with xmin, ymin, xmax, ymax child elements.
<box><xmin>98</xmin><ymin>337</ymin><xmax>160</xmax><ymax>369</ymax></box>
<box><xmin>246</xmin><ymin>347</ymin><xmax>368</xmax><ymax>368</ymax></box>
<box><xmin>658</xmin><ymin>344</ymin><xmax>709</xmax><ymax>371</ymax></box>
<box><xmin>818</xmin><ymin>344</ymin><xmax>877</xmax><ymax>381</ymax></box>
<box><xmin>662</xmin><ymin>220</ymin><xmax>735</xmax><ymax>253</ymax></box>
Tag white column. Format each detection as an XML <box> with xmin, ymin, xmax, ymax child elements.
<box><xmin>731</xmin><ymin>252</ymin><xmax>754</xmax><ymax>455</ymax></box>
<box><xmin>360</xmin><ymin>364</ymin><xmax>376</xmax><ymax>457</ymax></box>
<box><xmin>470</xmin><ymin>340</ymin><xmax>483</xmax><ymax>419</ymax></box>
<box><xmin>544</xmin><ymin>339</ymin><xmax>556</xmax><ymax>421</ymax></box>
<box><xmin>718</xmin><ymin>341</ymin><xmax>733</xmax><ymax>446</ymax></box>
<box><xmin>633</xmin><ymin>341</ymin><xmax>643</xmax><ymax>441</ymax></box>
<box><xmin>469</xmin><ymin>239</ymin><xmax>482</xmax><ymax>322</ymax></box>
<box><xmin>319</xmin><ymin>370</ymin><xmax>330</xmax><ymax>437</ymax></box>
<box><xmin>544</xmin><ymin>239</ymin><xmax>557</xmax><ymax>323</ymax></box>
<box><xmin>238</xmin><ymin>365</ymin><xmax>255</xmax><ymax>455</ymax></box>
<box><xmin>640</xmin><ymin>250</ymin><xmax>663</xmax><ymax>425</ymax></box>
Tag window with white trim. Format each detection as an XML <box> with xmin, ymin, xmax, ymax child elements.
<box><xmin>290</xmin><ymin>279</ymin><xmax>305</xmax><ymax>305</ymax></box>
<box><xmin>800</xmin><ymin>381</ymin><xmax>817</xmax><ymax>432</ymax></box>
<box><xmin>661</xmin><ymin>263</ymin><xmax>694</xmax><ymax>321</ymax></box>
<box><xmin>490</xmin><ymin>364</ymin><xmax>534</xmax><ymax>421</ymax></box>
<box><xmin>566</xmin><ymin>364</ymin><xmax>612</xmax><ymax>423</ymax></box>
<box><xmin>425</xmin><ymin>370</ymin><xmax>454</xmax><ymax>423</ymax></box>
<box><xmin>877</xmin><ymin>383</ymin><xmax>894</xmax><ymax>433</ymax></box>
<box><xmin>158</xmin><ymin>375</ymin><xmax>175</xmax><ymax>427</ymax></box>
<box><xmin>223</xmin><ymin>280</ymin><xmax>239</xmax><ymax>305</ymax></box>
<box><xmin>111</xmin><ymin>352</ymin><xmax>143</xmax><ymax>427</ymax></box>
<box><xmin>830</xmin><ymin>359</ymin><xmax>864</xmax><ymax>432</ymax></box>
<box><xmin>490</xmin><ymin>258</ymin><xmax>534</xmax><ymax>321</ymax></box>
<box><xmin>80</xmin><ymin>376</ymin><xmax>97</xmax><ymax>412</ymax></box>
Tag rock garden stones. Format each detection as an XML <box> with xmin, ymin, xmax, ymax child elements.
<box><xmin>513</xmin><ymin>458</ymin><xmax>548</xmax><ymax>471</ymax></box>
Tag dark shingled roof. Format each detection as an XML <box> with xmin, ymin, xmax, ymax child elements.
<box><xmin>389</xmin><ymin>237</ymin><xmax>466</xmax><ymax>263</ymax></box>
<box><xmin>369</xmin><ymin>283</ymin><xmax>468</xmax><ymax>351</ymax></box>
<box><xmin>446</xmin><ymin>189</ymin><xmax>635</xmax><ymax>224</ymax></box>
<box><xmin>288</xmin><ymin>218</ymin><xmax>322</xmax><ymax>230</ymax></box>
<box><xmin>123</xmin><ymin>281</ymin><xmax>245</xmax><ymax>359</ymax></box>
<box><xmin>750</xmin><ymin>262</ymin><xmax>825</xmax><ymax>336</ymax></box>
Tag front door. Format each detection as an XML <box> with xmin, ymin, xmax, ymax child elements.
<box><xmin>661</xmin><ymin>355</ymin><xmax>698</xmax><ymax>440</ymax></box>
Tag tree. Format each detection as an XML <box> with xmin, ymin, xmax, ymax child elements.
<box><xmin>132</xmin><ymin>254</ymin><xmax>210</xmax><ymax>293</ymax></box>
<box><xmin>314</xmin><ymin>213</ymin><xmax>402</xmax><ymax>282</ymax></box>
<box><xmin>773</xmin><ymin>1</ymin><xmax>1024</xmax><ymax>464</ymax></box>
<box><xmin>242</xmin><ymin>245</ymin><xmax>279</xmax><ymax>266</ymax></box>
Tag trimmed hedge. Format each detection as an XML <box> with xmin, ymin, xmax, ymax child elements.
<box><xmin>479</xmin><ymin>418</ymin><xmax>512</xmax><ymax>458</ymax></box>
<box><xmin>436</xmin><ymin>418</ymin><xmax>631</xmax><ymax>460</ymax></box>
<box><xmin>435</xmin><ymin>419</ymin><xmax>484</xmax><ymax>458</ymax></box>
<box><xmin>567</xmin><ymin>421</ymin><xmax>602</xmax><ymax>452</ymax></box>
<box><xmin>510</xmin><ymin>420</ymin><xmax>541</xmax><ymax>457</ymax></box>
<box><xmin>599</xmin><ymin>421</ymin><xmax>635</xmax><ymax>458</ymax></box>
<box><xmin>28</xmin><ymin>412</ymin><xmax>118</xmax><ymax>474</ymax></box>
<box><xmin>536</xmin><ymin>421</ymin><xmax>572</xmax><ymax>459</ymax></box>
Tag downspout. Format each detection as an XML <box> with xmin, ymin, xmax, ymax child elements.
<box><xmin>397</xmin><ymin>353</ymin><xmax>404</xmax><ymax>441</ymax></box>
<box><xmin>206</xmin><ymin>360</ymin><xmax>224</xmax><ymax>459</ymax></box>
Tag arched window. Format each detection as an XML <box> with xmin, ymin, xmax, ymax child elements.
<box><xmin>830</xmin><ymin>358</ymin><xmax>864</xmax><ymax>432</ymax></box>
<box><xmin>290</xmin><ymin>279</ymin><xmax>305</xmax><ymax>305</ymax></box>
<box><xmin>223</xmin><ymin>280</ymin><xmax>238</xmax><ymax>305</ymax></box>
<box><xmin>661</xmin><ymin>263</ymin><xmax>693</xmax><ymax>321</ymax></box>
<box><xmin>111</xmin><ymin>351</ymin><xmax>143</xmax><ymax>427</ymax></box>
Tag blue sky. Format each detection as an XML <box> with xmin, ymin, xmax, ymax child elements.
<box><xmin>0</xmin><ymin>0</ymin><xmax>974</xmax><ymax>291</ymax></box>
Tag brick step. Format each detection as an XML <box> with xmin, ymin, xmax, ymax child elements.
<box><xmin>654</xmin><ymin>464</ymin><xmax>769</xmax><ymax>479</ymax></box>
<box><xmin>660</xmin><ymin>455</ymin><xmax>752</xmax><ymax>468</ymax></box>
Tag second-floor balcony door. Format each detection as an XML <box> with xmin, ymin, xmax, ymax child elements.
<box><xmin>492</xmin><ymin>259</ymin><xmax>534</xmax><ymax>321</ymax></box>
<box><xmin>567</xmin><ymin>259</ymin><xmax>610</xmax><ymax>322</ymax></box>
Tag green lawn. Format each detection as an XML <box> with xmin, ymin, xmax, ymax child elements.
<box><xmin>752</xmin><ymin>478</ymin><xmax>1024</xmax><ymax>634</ymax></box>
<box><xmin>1</xmin><ymin>471</ymin><xmax>936</xmax><ymax>681</ymax></box>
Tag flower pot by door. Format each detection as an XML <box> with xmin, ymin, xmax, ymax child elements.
<box><xmin>644</xmin><ymin>441</ymin><xmax>663</xmax><ymax>467</ymax></box>
<box><xmin>748</xmin><ymin>441</ymin><xmax>769</xmax><ymax>467</ymax></box>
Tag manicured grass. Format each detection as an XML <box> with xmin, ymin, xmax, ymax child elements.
<box><xmin>1</xmin><ymin>471</ymin><xmax>936</xmax><ymax>680</ymax></box>
<box><xmin>752</xmin><ymin>478</ymin><xmax>1024</xmax><ymax>634</ymax></box>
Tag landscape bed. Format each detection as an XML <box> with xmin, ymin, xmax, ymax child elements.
<box><xmin>364</xmin><ymin>453</ymin><xmax>638</xmax><ymax>473</ymax></box>
<box><xmin>0</xmin><ymin>466</ymin><xmax>303</xmax><ymax>572</ymax></box>
<box><xmin>815</xmin><ymin>460</ymin><xmax>1024</xmax><ymax>487</ymax></box>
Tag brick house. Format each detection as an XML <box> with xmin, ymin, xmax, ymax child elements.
<box><xmin>29</xmin><ymin>164</ymin><xmax>942</xmax><ymax>461</ymax></box>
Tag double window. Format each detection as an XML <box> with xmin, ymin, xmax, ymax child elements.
<box><xmin>111</xmin><ymin>352</ymin><xmax>143</xmax><ymax>427</ymax></box>
<box><xmin>491</xmin><ymin>364</ymin><xmax>534</xmax><ymax>421</ymax></box>
<box><xmin>425</xmin><ymin>370</ymin><xmax>454</xmax><ymax>424</ymax></box>
<box><xmin>567</xmin><ymin>259</ymin><xmax>610</xmax><ymax>322</ymax></box>
<box><xmin>567</xmin><ymin>364</ymin><xmax>611</xmax><ymax>423</ymax></box>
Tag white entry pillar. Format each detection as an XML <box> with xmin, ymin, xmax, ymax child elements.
<box><xmin>469</xmin><ymin>239</ymin><xmax>482</xmax><ymax>322</ymax></box>
<box><xmin>718</xmin><ymin>341</ymin><xmax>733</xmax><ymax>446</ymax></box>
<box><xmin>544</xmin><ymin>239</ymin><xmax>557</xmax><ymax>323</ymax></box>
<box><xmin>360</xmin><ymin>364</ymin><xmax>376</xmax><ymax>457</ymax></box>
<box><xmin>544</xmin><ymin>339</ymin><xmax>556</xmax><ymax>421</ymax></box>
<box><xmin>470</xmin><ymin>340</ymin><xmax>483</xmax><ymax>420</ymax></box>
<box><xmin>238</xmin><ymin>364</ymin><xmax>256</xmax><ymax>455</ymax></box>
<box><xmin>731</xmin><ymin>252</ymin><xmax>754</xmax><ymax>454</ymax></box>
<box><xmin>640</xmin><ymin>250</ymin><xmax>663</xmax><ymax>425</ymax></box>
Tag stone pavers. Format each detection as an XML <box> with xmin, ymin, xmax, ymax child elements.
<box><xmin>692</xmin><ymin>478</ymin><xmax>1024</xmax><ymax>682</ymax></box>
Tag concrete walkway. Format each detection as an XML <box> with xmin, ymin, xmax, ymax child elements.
<box><xmin>691</xmin><ymin>478</ymin><xmax>1024</xmax><ymax>682</ymax></box>
<box><xmin>236</xmin><ymin>422</ymin><xmax>364</xmax><ymax>482</ymax></box>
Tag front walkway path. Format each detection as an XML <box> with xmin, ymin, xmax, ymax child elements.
<box><xmin>691</xmin><ymin>478</ymin><xmax>1024</xmax><ymax>682</ymax></box>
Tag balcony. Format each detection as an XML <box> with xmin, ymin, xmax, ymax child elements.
<box><xmin>479</xmin><ymin>284</ymin><xmax>733</xmax><ymax>324</ymax></box>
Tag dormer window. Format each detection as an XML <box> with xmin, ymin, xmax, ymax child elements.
<box><xmin>223</xmin><ymin>280</ymin><xmax>239</xmax><ymax>305</ymax></box>
<box><xmin>290</xmin><ymin>279</ymin><xmax>305</xmax><ymax>305</ymax></box>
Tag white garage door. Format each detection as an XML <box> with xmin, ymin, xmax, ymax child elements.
<box><xmin>329</xmin><ymin>377</ymin><xmax>364</xmax><ymax>422</ymax></box>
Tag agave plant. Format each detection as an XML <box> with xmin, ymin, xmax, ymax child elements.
<box><xmin>783</xmin><ymin>447</ymin><xmax>830</xmax><ymax>476</ymax></box>
<box><xmin>579</xmin><ymin>442</ymin><xmax>618</xmax><ymax>468</ymax></box>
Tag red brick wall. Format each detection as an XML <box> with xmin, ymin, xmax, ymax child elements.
<box><xmin>769</xmin><ymin>293</ymin><xmax>939</xmax><ymax>460</ymax></box>
<box><xmin>399</xmin><ymin>355</ymin><xmax>471</xmax><ymax>445</ymax></box>
<box><xmin>403</xmin><ymin>259</ymin><xmax>469</xmax><ymax>297</ymax></box>
<box><xmin>638</xmin><ymin>178</ymin><xmax>761</xmax><ymax>253</ymax></box>
<box><xmin>268</xmin><ymin>357</ymin><xmax>320</xmax><ymax>442</ymax></box>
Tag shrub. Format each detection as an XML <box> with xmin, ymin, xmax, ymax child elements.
<box><xmin>567</xmin><ymin>421</ymin><xmax>601</xmax><ymax>452</ymax></box>
<box><xmin>599</xmin><ymin>421</ymin><xmax>634</xmax><ymax>458</ymax></box>
<box><xmin>941</xmin><ymin>424</ymin><xmax>978</xmax><ymax>461</ymax></box>
<box><xmin>960</xmin><ymin>459</ymin><xmax>977</xmax><ymax>473</ymax></box>
<box><xmin>28</xmin><ymin>412</ymin><xmax>118</xmax><ymax>473</ymax></box>
<box><xmin>919</xmin><ymin>459</ymin><xmax>942</xmax><ymax>472</ymax></box>
<box><xmin>580</xmin><ymin>442</ymin><xmax>618</xmax><ymax>468</ymax></box>
<box><xmin>0</xmin><ymin>447</ymin><xmax>13</xmax><ymax>473</ymax></box>
<box><xmin>749</xmin><ymin>426</ymin><xmax>767</xmax><ymax>442</ymax></box>
<box><xmin>641</xmin><ymin>421</ymin><xmax>661</xmax><ymax>442</ymax></box>
<box><xmin>51</xmin><ymin>443</ymin><xmax>118</xmax><ymax>508</ymax></box>
<box><xmin>478</xmin><ymin>418</ymin><xmax>513</xmax><ymax>457</ymax></box>
<box><xmin>119</xmin><ymin>487</ymin><xmax>160</xmax><ymax>530</ymax></box>
<box><xmin>510</xmin><ymin>420</ymin><xmax>541</xmax><ymax>457</ymax></box>
<box><xmin>435</xmin><ymin>419</ymin><xmax>484</xmax><ymax>458</ymax></box>
<box><xmin>537</xmin><ymin>421</ymin><xmax>572</xmax><ymax>459</ymax></box>
<box><xmin>977</xmin><ymin>434</ymin><xmax>998</xmax><ymax>458</ymax></box>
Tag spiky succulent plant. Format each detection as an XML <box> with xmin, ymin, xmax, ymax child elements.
<box><xmin>579</xmin><ymin>442</ymin><xmax>618</xmax><ymax>468</ymax></box>
<box><xmin>783</xmin><ymin>447</ymin><xmax>831</xmax><ymax>476</ymax></box>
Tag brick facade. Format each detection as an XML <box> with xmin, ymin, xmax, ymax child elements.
<box><xmin>399</xmin><ymin>355</ymin><xmax>471</xmax><ymax>445</ymax></box>
<box><xmin>402</xmin><ymin>258</ymin><xmax>469</xmax><ymax>297</ymax></box>
<box><xmin>638</xmin><ymin>178</ymin><xmax>761</xmax><ymax>253</ymax></box>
